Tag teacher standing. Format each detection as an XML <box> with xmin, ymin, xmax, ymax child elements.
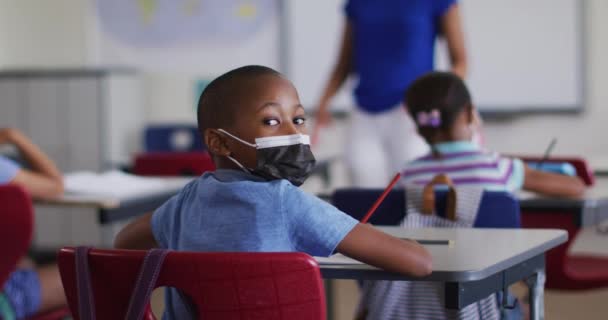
<box><xmin>315</xmin><ymin>0</ymin><xmax>467</xmax><ymax>187</ymax></box>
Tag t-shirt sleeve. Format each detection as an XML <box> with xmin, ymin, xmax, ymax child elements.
<box><xmin>151</xmin><ymin>193</ymin><xmax>183</xmax><ymax>249</ymax></box>
<box><xmin>0</xmin><ymin>156</ymin><xmax>20</xmax><ymax>184</ymax></box>
<box><xmin>283</xmin><ymin>182</ymin><xmax>358</xmax><ymax>257</ymax></box>
<box><xmin>434</xmin><ymin>0</ymin><xmax>457</xmax><ymax>18</ymax></box>
<box><xmin>507</xmin><ymin>158</ymin><xmax>525</xmax><ymax>192</ymax></box>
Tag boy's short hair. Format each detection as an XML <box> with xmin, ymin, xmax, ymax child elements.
<box><xmin>197</xmin><ymin>65</ymin><xmax>281</xmax><ymax>146</ymax></box>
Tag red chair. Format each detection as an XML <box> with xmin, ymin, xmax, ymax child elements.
<box><xmin>0</xmin><ymin>185</ymin><xmax>70</xmax><ymax>319</ymax></box>
<box><xmin>133</xmin><ymin>151</ymin><xmax>215</xmax><ymax>176</ymax></box>
<box><xmin>519</xmin><ymin>157</ymin><xmax>608</xmax><ymax>290</ymax></box>
<box><xmin>58</xmin><ymin>248</ymin><xmax>327</xmax><ymax>320</ymax></box>
<box><xmin>0</xmin><ymin>185</ymin><xmax>33</xmax><ymax>289</ymax></box>
<box><xmin>521</xmin><ymin>211</ymin><xmax>608</xmax><ymax>290</ymax></box>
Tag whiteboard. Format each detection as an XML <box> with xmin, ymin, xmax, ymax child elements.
<box><xmin>285</xmin><ymin>0</ymin><xmax>354</xmax><ymax>111</ymax></box>
<box><xmin>285</xmin><ymin>0</ymin><xmax>584</xmax><ymax>113</ymax></box>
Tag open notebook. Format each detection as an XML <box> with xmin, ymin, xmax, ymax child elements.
<box><xmin>64</xmin><ymin>171</ymin><xmax>181</xmax><ymax>199</ymax></box>
<box><xmin>314</xmin><ymin>254</ymin><xmax>363</xmax><ymax>265</ymax></box>
<box><xmin>315</xmin><ymin>239</ymin><xmax>453</xmax><ymax>265</ymax></box>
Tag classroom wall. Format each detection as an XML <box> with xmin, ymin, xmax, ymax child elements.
<box><xmin>0</xmin><ymin>0</ymin><xmax>87</xmax><ymax>68</ymax></box>
<box><xmin>481</xmin><ymin>0</ymin><xmax>608</xmax><ymax>157</ymax></box>
<box><xmin>0</xmin><ymin>0</ymin><xmax>606</xmax><ymax>157</ymax></box>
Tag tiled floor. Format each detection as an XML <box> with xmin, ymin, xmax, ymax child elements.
<box><xmin>328</xmin><ymin>280</ymin><xmax>608</xmax><ymax>320</ymax></box>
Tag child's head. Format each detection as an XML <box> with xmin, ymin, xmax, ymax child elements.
<box><xmin>197</xmin><ymin>65</ymin><xmax>310</xmax><ymax>174</ymax></box>
<box><xmin>404</xmin><ymin>71</ymin><xmax>474</xmax><ymax>147</ymax></box>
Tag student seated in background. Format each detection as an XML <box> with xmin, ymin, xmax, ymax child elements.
<box><xmin>356</xmin><ymin>72</ymin><xmax>586</xmax><ymax>320</ymax></box>
<box><xmin>400</xmin><ymin>71</ymin><xmax>585</xmax><ymax>197</ymax></box>
<box><xmin>115</xmin><ymin>65</ymin><xmax>433</xmax><ymax>320</ymax></box>
<box><xmin>0</xmin><ymin>128</ymin><xmax>66</xmax><ymax>319</ymax></box>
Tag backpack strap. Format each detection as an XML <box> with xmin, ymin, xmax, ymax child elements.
<box><xmin>405</xmin><ymin>184</ymin><xmax>484</xmax><ymax>227</ymax></box>
<box><xmin>124</xmin><ymin>249</ymin><xmax>169</xmax><ymax>320</ymax></box>
<box><xmin>421</xmin><ymin>174</ymin><xmax>457</xmax><ymax>220</ymax></box>
<box><xmin>75</xmin><ymin>246</ymin><xmax>95</xmax><ymax>320</ymax></box>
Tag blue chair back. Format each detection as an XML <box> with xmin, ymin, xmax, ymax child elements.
<box><xmin>332</xmin><ymin>188</ymin><xmax>520</xmax><ymax>228</ymax></box>
<box><xmin>144</xmin><ymin>125</ymin><xmax>204</xmax><ymax>152</ymax></box>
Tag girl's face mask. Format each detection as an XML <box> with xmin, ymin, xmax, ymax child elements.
<box><xmin>217</xmin><ymin>129</ymin><xmax>316</xmax><ymax>186</ymax></box>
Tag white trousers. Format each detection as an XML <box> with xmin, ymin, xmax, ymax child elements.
<box><xmin>345</xmin><ymin>106</ymin><xmax>429</xmax><ymax>188</ymax></box>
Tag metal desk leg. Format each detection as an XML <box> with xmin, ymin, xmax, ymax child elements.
<box><xmin>324</xmin><ymin>280</ymin><xmax>334</xmax><ymax>320</ymax></box>
<box><xmin>526</xmin><ymin>269</ymin><xmax>546</xmax><ymax>320</ymax></box>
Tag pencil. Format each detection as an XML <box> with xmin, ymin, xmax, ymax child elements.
<box><xmin>360</xmin><ymin>172</ymin><xmax>402</xmax><ymax>223</ymax></box>
<box><xmin>415</xmin><ymin>239</ymin><xmax>453</xmax><ymax>246</ymax></box>
<box><xmin>537</xmin><ymin>137</ymin><xmax>557</xmax><ymax>170</ymax></box>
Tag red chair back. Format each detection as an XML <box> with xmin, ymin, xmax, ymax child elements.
<box><xmin>517</xmin><ymin>156</ymin><xmax>594</xmax><ymax>186</ymax></box>
<box><xmin>520</xmin><ymin>210</ymin><xmax>579</xmax><ymax>289</ymax></box>
<box><xmin>522</xmin><ymin>208</ymin><xmax>608</xmax><ymax>290</ymax></box>
<box><xmin>133</xmin><ymin>152</ymin><xmax>215</xmax><ymax>176</ymax></box>
<box><xmin>0</xmin><ymin>185</ymin><xmax>33</xmax><ymax>286</ymax></box>
<box><xmin>58</xmin><ymin>248</ymin><xmax>326</xmax><ymax>320</ymax></box>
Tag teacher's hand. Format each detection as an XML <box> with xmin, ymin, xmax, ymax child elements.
<box><xmin>315</xmin><ymin>101</ymin><xmax>334</xmax><ymax>127</ymax></box>
<box><xmin>311</xmin><ymin>105</ymin><xmax>332</xmax><ymax>146</ymax></box>
<box><xmin>315</xmin><ymin>108</ymin><xmax>333</xmax><ymax>127</ymax></box>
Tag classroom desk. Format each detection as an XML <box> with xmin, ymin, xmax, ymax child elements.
<box><xmin>518</xmin><ymin>178</ymin><xmax>608</xmax><ymax>227</ymax></box>
<box><xmin>589</xmin><ymin>156</ymin><xmax>608</xmax><ymax>176</ymax></box>
<box><xmin>316</xmin><ymin>227</ymin><xmax>567</xmax><ymax>320</ymax></box>
<box><xmin>35</xmin><ymin>177</ymin><xmax>192</xmax><ymax>245</ymax></box>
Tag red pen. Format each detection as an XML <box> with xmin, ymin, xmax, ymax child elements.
<box><xmin>360</xmin><ymin>172</ymin><xmax>402</xmax><ymax>223</ymax></box>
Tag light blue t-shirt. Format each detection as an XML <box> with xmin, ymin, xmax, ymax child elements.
<box><xmin>0</xmin><ymin>156</ymin><xmax>20</xmax><ymax>184</ymax></box>
<box><xmin>151</xmin><ymin>169</ymin><xmax>358</xmax><ymax>320</ymax></box>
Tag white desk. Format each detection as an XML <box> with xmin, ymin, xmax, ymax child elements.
<box><xmin>589</xmin><ymin>156</ymin><xmax>608</xmax><ymax>176</ymax></box>
<box><xmin>35</xmin><ymin>177</ymin><xmax>191</xmax><ymax>246</ymax></box>
<box><xmin>518</xmin><ymin>178</ymin><xmax>608</xmax><ymax>227</ymax></box>
<box><xmin>316</xmin><ymin>227</ymin><xmax>567</xmax><ymax>320</ymax></box>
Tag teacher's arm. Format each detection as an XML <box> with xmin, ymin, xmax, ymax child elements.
<box><xmin>441</xmin><ymin>4</ymin><xmax>468</xmax><ymax>78</ymax></box>
<box><xmin>315</xmin><ymin>18</ymin><xmax>353</xmax><ymax>126</ymax></box>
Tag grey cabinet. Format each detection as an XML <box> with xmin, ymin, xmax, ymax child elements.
<box><xmin>0</xmin><ymin>69</ymin><xmax>143</xmax><ymax>248</ymax></box>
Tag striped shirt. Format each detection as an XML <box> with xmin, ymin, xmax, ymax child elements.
<box><xmin>358</xmin><ymin>187</ymin><xmax>501</xmax><ymax>320</ymax></box>
<box><xmin>358</xmin><ymin>141</ymin><xmax>523</xmax><ymax>319</ymax></box>
<box><xmin>401</xmin><ymin>141</ymin><xmax>525</xmax><ymax>192</ymax></box>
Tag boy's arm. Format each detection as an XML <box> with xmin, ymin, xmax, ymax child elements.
<box><xmin>114</xmin><ymin>212</ymin><xmax>159</xmax><ymax>250</ymax></box>
<box><xmin>336</xmin><ymin>223</ymin><xmax>433</xmax><ymax>277</ymax></box>
<box><xmin>0</xmin><ymin>128</ymin><xmax>64</xmax><ymax>198</ymax></box>
<box><xmin>523</xmin><ymin>164</ymin><xmax>586</xmax><ymax>198</ymax></box>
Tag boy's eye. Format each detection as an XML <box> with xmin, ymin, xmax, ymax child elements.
<box><xmin>293</xmin><ymin>117</ymin><xmax>306</xmax><ymax>125</ymax></box>
<box><xmin>263</xmin><ymin>118</ymin><xmax>280</xmax><ymax>126</ymax></box>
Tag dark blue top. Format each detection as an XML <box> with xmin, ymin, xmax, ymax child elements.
<box><xmin>345</xmin><ymin>0</ymin><xmax>457</xmax><ymax>113</ymax></box>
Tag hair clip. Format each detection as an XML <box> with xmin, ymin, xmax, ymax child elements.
<box><xmin>416</xmin><ymin>109</ymin><xmax>441</xmax><ymax>128</ymax></box>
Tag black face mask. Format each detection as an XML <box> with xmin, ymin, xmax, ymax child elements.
<box><xmin>218</xmin><ymin>129</ymin><xmax>316</xmax><ymax>186</ymax></box>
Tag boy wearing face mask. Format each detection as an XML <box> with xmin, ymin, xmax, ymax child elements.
<box><xmin>115</xmin><ymin>66</ymin><xmax>432</xmax><ymax>320</ymax></box>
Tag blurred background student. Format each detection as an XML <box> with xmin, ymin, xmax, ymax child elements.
<box><xmin>0</xmin><ymin>128</ymin><xmax>66</xmax><ymax>318</ymax></box>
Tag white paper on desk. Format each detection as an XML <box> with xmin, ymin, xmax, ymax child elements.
<box><xmin>314</xmin><ymin>254</ymin><xmax>364</xmax><ymax>265</ymax></box>
<box><xmin>64</xmin><ymin>171</ymin><xmax>170</xmax><ymax>199</ymax></box>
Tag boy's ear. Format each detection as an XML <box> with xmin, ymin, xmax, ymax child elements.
<box><xmin>205</xmin><ymin>129</ymin><xmax>231</xmax><ymax>157</ymax></box>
